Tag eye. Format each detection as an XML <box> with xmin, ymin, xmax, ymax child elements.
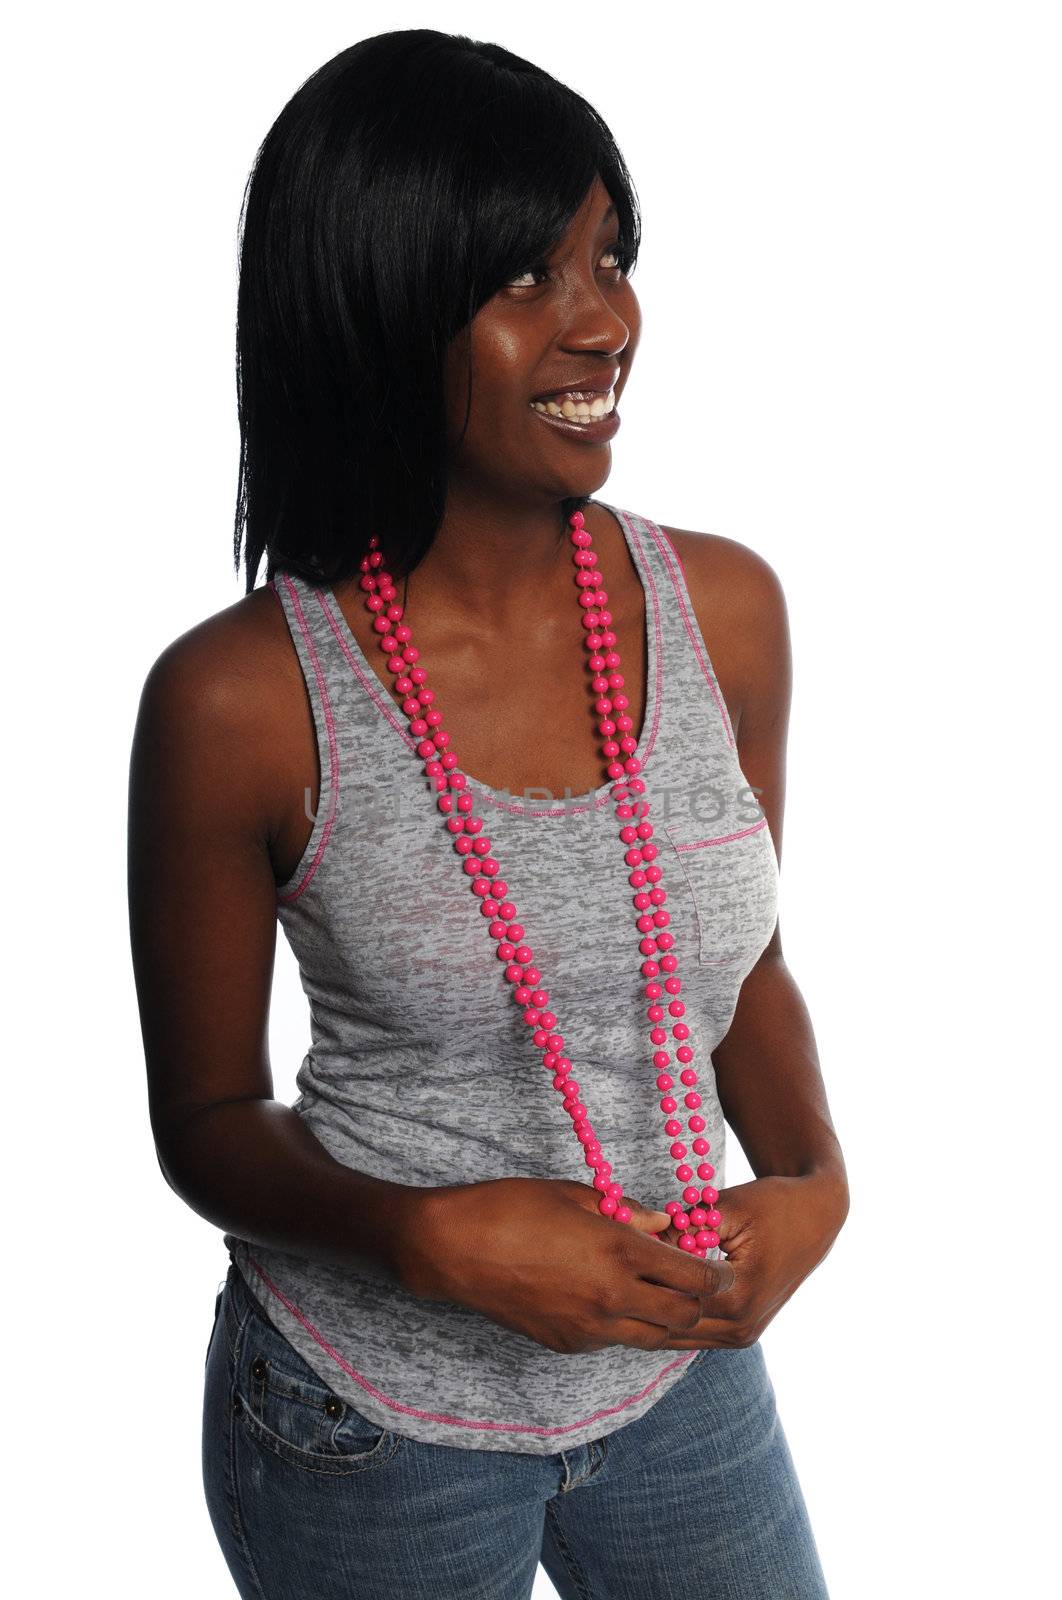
<box><xmin>506</xmin><ymin>262</ymin><xmax>549</xmax><ymax>290</ymax></box>
<box><xmin>504</xmin><ymin>240</ymin><xmax>632</xmax><ymax>291</ymax></box>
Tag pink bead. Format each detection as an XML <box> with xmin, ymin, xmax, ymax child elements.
<box><xmin>614</xmin><ymin>1205</ymin><xmax>633</xmax><ymax>1224</ymax></box>
<box><xmin>599</xmin><ymin>1195</ymin><xmax>618</xmax><ymax>1215</ymax></box>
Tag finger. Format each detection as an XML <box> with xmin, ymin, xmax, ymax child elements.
<box><xmin>620</xmin><ymin>1279</ymin><xmax>706</xmax><ymax>1335</ymax></box>
<box><xmin>624</xmin><ymin>1200</ymin><xmax>674</xmax><ymax>1234</ymax></box>
<box><xmin>633</xmin><ymin>1236</ymin><xmax>738</xmax><ymax>1313</ymax></box>
<box><xmin>594</xmin><ymin>1315</ymin><xmax>704</xmax><ymax>1355</ymax></box>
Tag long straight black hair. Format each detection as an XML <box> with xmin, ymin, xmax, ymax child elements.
<box><xmin>233</xmin><ymin>29</ymin><xmax>641</xmax><ymax>593</ymax></box>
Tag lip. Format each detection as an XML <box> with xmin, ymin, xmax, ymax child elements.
<box><xmin>530</xmin><ymin>371</ymin><xmax>621</xmax><ymax>402</ymax></box>
<box><xmin>528</xmin><ymin>403</ymin><xmax>621</xmax><ymax>443</ymax></box>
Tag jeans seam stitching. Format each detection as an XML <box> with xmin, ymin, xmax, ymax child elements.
<box><xmin>225</xmin><ymin>1293</ymin><xmax>269</xmax><ymax>1598</ymax></box>
<box><xmin>545</xmin><ymin>1501</ymin><xmax>597</xmax><ymax>1600</ymax></box>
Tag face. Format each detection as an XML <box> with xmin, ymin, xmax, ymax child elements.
<box><xmin>442</xmin><ymin>174</ymin><xmax>642</xmax><ymax>507</ymax></box>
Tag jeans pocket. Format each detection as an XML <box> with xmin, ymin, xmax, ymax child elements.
<box><xmin>234</xmin><ymin>1295</ymin><xmax>402</xmax><ymax>1475</ymax></box>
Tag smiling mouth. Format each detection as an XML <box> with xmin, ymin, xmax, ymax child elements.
<box><xmin>529</xmin><ymin>387</ymin><xmax>617</xmax><ymax>423</ymax></box>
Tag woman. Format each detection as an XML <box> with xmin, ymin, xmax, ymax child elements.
<box><xmin>128</xmin><ymin>29</ymin><xmax>848</xmax><ymax>1600</ymax></box>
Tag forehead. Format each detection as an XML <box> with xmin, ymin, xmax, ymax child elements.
<box><xmin>559</xmin><ymin>177</ymin><xmax>618</xmax><ymax>241</ymax></box>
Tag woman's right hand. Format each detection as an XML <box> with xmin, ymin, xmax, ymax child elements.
<box><xmin>395</xmin><ymin>1176</ymin><xmax>735</xmax><ymax>1354</ymax></box>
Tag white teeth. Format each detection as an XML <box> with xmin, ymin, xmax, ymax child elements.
<box><xmin>531</xmin><ymin>389</ymin><xmax>616</xmax><ymax>423</ymax></box>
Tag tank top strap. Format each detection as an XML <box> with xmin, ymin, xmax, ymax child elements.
<box><xmin>595</xmin><ymin>502</ymin><xmax>738</xmax><ymax>757</ymax></box>
<box><xmin>266</xmin><ymin>572</ymin><xmax>345</xmax><ymax>903</ymax></box>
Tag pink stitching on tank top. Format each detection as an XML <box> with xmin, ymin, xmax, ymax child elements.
<box><xmin>672</xmin><ymin>819</ymin><xmax>767</xmax><ymax>849</ymax></box>
<box><xmin>242</xmin><ymin>1251</ymin><xmax>698</xmax><ymax>1438</ymax></box>
<box><xmin>316</xmin><ymin>589</ymin><xmax>420</xmax><ymax>752</ymax></box>
<box><xmin>276</xmin><ymin>575</ymin><xmax>341</xmax><ymax>904</ymax></box>
<box><xmin>648</xmin><ymin>527</ymin><xmax>736</xmax><ymax>749</ymax></box>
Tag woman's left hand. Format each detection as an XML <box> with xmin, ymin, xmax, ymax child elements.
<box><xmin>653</xmin><ymin>1172</ymin><xmax>848</xmax><ymax>1351</ymax></box>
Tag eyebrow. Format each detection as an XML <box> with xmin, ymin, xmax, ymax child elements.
<box><xmin>597</xmin><ymin>202</ymin><xmax>618</xmax><ymax>230</ymax></box>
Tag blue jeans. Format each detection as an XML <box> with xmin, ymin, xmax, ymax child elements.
<box><xmin>203</xmin><ymin>1259</ymin><xmax>830</xmax><ymax>1598</ymax></box>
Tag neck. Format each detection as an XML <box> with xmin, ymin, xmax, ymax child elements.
<box><xmin>403</xmin><ymin>484</ymin><xmax>582</xmax><ymax>626</ymax></box>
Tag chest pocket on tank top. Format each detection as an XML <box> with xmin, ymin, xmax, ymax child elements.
<box><xmin>663</xmin><ymin>819</ymin><xmax>779</xmax><ymax>979</ymax></box>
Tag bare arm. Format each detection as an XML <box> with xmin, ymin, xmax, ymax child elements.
<box><xmin>666</xmin><ymin>530</ymin><xmax>849</xmax><ymax>1210</ymax></box>
<box><xmin>127</xmin><ymin>605</ymin><xmax>417</xmax><ymax>1284</ymax></box>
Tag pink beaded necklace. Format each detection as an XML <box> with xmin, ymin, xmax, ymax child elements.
<box><xmin>357</xmin><ymin>508</ymin><xmax>722</xmax><ymax>1256</ymax></box>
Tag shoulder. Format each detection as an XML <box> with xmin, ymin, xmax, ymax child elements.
<box><xmin>137</xmin><ymin>583</ymin><xmax>294</xmax><ymax>735</ymax></box>
<box><xmin>656</xmin><ymin>523</ymin><xmax>787</xmax><ymax>635</ymax></box>
<box><xmin>655</xmin><ymin>522</ymin><xmax>790</xmax><ymax>733</ymax></box>
<box><xmin>131</xmin><ymin>583</ymin><xmax>303</xmax><ymax>837</ymax></box>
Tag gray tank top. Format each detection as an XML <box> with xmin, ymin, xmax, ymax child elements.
<box><xmin>223</xmin><ymin>501</ymin><xmax>779</xmax><ymax>1454</ymax></box>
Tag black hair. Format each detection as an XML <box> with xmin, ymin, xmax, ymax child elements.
<box><xmin>232</xmin><ymin>29</ymin><xmax>641</xmax><ymax>593</ymax></box>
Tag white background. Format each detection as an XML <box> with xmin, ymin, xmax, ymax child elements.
<box><xmin>5</xmin><ymin>3</ymin><xmax>1059</xmax><ymax>1594</ymax></box>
